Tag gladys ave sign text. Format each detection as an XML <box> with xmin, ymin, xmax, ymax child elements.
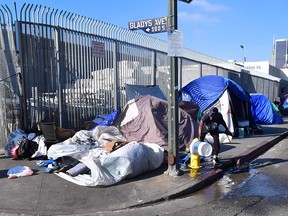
<box><xmin>128</xmin><ymin>17</ymin><xmax>167</xmax><ymax>34</ymax></box>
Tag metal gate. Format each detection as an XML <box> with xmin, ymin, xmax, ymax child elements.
<box><xmin>0</xmin><ymin>3</ymin><xmax>283</xmax><ymax>152</ymax></box>
<box><xmin>15</xmin><ymin>4</ymin><xmax>166</xmax><ymax>131</ymax></box>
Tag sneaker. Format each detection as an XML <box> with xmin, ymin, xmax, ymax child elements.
<box><xmin>204</xmin><ymin>156</ymin><xmax>213</xmax><ymax>162</ymax></box>
<box><xmin>212</xmin><ymin>156</ymin><xmax>220</xmax><ymax>165</ymax></box>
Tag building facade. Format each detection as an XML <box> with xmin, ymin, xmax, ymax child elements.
<box><xmin>273</xmin><ymin>39</ymin><xmax>288</xmax><ymax>69</ymax></box>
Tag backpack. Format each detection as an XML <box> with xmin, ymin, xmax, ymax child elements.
<box><xmin>17</xmin><ymin>137</ymin><xmax>38</xmax><ymax>159</ymax></box>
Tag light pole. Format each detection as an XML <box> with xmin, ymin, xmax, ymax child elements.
<box><xmin>165</xmin><ymin>0</ymin><xmax>192</xmax><ymax>176</ymax></box>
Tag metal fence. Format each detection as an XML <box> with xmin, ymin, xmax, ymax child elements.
<box><xmin>0</xmin><ymin>3</ymin><xmax>285</xmax><ymax>151</ymax></box>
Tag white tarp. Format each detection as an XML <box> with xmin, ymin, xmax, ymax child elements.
<box><xmin>55</xmin><ymin>142</ymin><xmax>164</xmax><ymax>186</ymax></box>
<box><xmin>47</xmin><ymin>125</ymin><xmax>164</xmax><ymax>186</ymax></box>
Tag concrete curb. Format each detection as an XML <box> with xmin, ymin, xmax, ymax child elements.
<box><xmin>235</xmin><ymin>131</ymin><xmax>288</xmax><ymax>166</ymax></box>
<box><xmin>167</xmin><ymin>169</ymin><xmax>224</xmax><ymax>199</ymax></box>
<box><xmin>127</xmin><ymin>168</ymin><xmax>224</xmax><ymax>209</ymax></box>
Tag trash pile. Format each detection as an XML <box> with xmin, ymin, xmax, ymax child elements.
<box><xmin>3</xmin><ymin>95</ymin><xmax>200</xmax><ymax>186</ymax></box>
<box><xmin>4</xmin><ymin>125</ymin><xmax>164</xmax><ymax>186</ymax></box>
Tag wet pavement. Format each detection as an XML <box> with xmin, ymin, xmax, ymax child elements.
<box><xmin>0</xmin><ymin>117</ymin><xmax>287</xmax><ymax>215</ymax></box>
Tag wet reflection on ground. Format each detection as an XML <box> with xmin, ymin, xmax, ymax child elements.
<box><xmin>193</xmin><ymin>156</ymin><xmax>288</xmax><ymax>200</ymax></box>
<box><xmin>191</xmin><ymin>161</ymin><xmax>261</xmax><ymax>200</ymax></box>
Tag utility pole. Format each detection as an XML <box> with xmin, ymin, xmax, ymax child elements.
<box><xmin>165</xmin><ymin>0</ymin><xmax>192</xmax><ymax>176</ymax></box>
<box><xmin>165</xmin><ymin>0</ymin><xmax>180</xmax><ymax>176</ymax></box>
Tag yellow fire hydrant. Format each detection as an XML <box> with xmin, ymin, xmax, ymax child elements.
<box><xmin>188</xmin><ymin>138</ymin><xmax>212</xmax><ymax>177</ymax></box>
<box><xmin>189</xmin><ymin>154</ymin><xmax>201</xmax><ymax>177</ymax></box>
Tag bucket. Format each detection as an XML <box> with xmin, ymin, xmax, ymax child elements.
<box><xmin>190</xmin><ymin>139</ymin><xmax>212</xmax><ymax>157</ymax></box>
<box><xmin>238</xmin><ymin>127</ymin><xmax>245</xmax><ymax>138</ymax></box>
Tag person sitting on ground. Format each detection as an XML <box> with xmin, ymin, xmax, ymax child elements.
<box><xmin>198</xmin><ymin>107</ymin><xmax>232</xmax><ymax>164</ymax></box>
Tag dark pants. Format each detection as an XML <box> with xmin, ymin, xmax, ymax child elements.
<box><xmin>200</xmin><ymin>131</ymin><xmax>220</xmax><ymax>156</ymax></box>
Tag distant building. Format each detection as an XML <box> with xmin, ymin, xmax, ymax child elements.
<box><xmin>272</xmin><ymin>39</ymin><xmax>288</xmax><ymax>69</ymax></box>
<box><xmin>240</xmin><ymin>60</ymin><xmax>288</xmax><ymax>80</ymax></box>
<box><xmin>243</xmin><ymin>61</ymin><xmax>283</xmax><ymax>77</ymax></box>
<box><xmin>240</xmin><ymin>60</ymin><xmax>288</xmax><ymax>96</ymax></box>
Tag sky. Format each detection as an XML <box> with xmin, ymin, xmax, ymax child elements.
<box><xmin>1</xmin><ymin>0</ymin><xmax>288</xmax><ymax>62</ymax></box>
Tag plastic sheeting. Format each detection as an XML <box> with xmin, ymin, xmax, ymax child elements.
<box><xmin>47</xmin><ymin>126</ymin><xmax>126</xmax><ymax>160</ymax></box>
<box><xmin>55</xmin><ymin>142</ymin><xmax>164</xmax><ymax>186</ymax></box>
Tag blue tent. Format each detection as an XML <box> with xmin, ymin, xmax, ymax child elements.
<box><xmin>179</xmin><ymin>75</ymin><xmax>251</xmax><ymax>111</ymax></box>
<box><xmin>250</xmin><ymin>93</ymin><xmax>283</xmax><ymax>124</ymax></box>
<box><xmin>179</xmin><ymin>75</ymin><xmax>254</xmax><ymax>130</ymax></box>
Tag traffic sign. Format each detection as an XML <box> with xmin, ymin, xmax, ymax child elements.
<box><xmin>128</xmin><ymin>16</ymin><xmax>167</xmax><ymax>34</ymax></box>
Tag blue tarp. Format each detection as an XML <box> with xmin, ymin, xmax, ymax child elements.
<box><xmin>90</xmin><ymin>110</ymin><xmax>120</xmax><ymax>130</ymax></box>
<box><xmin>250</xmin><ymin>93</ymin><xmax>283</xmax><ymax>124</ymax></box>
<box><xmin>179</xmin><ymin>75</ymin><xmax>251</xmax><ymax>112</ymax></box>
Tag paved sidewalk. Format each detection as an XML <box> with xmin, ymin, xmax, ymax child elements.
<box><xmin>0</xmin><ymin>117</ymin><xmax>287</xmax><ymax>215</ymax></box>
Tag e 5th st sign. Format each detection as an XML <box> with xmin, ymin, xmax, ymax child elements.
<box><xmin>128</xmin><ymin>16</ymin><xmax>167</xmax><ymax>34</ymax></box>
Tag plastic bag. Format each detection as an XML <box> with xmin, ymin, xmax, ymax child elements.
<box><xmin>8</xmin><ymin>129</ymin><xmax>26</xmax><ymax>140</ymax></box>
<box><xmin>5</xmin><ymin>130</ymin><xmax>28</xmax><ymax>157</ymax></box>
<box><xmin>7</xmin><ymin>166</ymin><xmax>33</xmax><ymax>179</ymax></box>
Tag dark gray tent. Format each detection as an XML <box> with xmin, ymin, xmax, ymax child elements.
<box><xmin>113</xmin><ymin>95</ymin><xmax>198</xmax><ymax>151</ymax></box>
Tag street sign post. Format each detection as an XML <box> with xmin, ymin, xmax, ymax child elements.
<box><xmin>165</xmin><ymin>0</ymin><xmax>193</xmax><ymax>177</ymax></box>
<box><xmin>128</xmin><ymin>16</ymin><xmax>167</xmax><ymax>34</ymax></box>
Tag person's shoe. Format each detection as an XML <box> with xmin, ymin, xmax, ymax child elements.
<box><xmin>212</xmin><ymin>155</ymin><xmax>220</xmax><ymax>165</ymax></box>
<box><xmin>204</xmin><ymin>156</ymin><xmax>213</xmax><ymax>162</ymax></box>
